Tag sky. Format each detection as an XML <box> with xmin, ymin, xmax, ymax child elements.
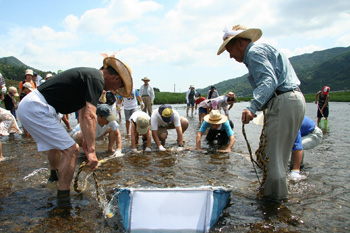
<box><xmin>0</xmin><ymin>0</ymin><xmax>349</xmax><ymax>92</ymax></box>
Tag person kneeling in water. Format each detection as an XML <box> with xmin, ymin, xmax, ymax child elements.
<box><xmin>196</xmin><ymin>110</ymin><xmax>235</xmax><ymax>153</ymax></box>
<box><xmin>72</xmin><ymin>104</ymin><xmax>122</xmax><ymax>157</ymax></box>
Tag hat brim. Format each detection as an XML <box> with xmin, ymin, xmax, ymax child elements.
<box><xmin>137</xmin><ymin>126</ymin><xmax>149</xmax><ymax>135</ymax></box>
<box><xmin>161</xmin><ymin>115</ymin><xmax>174</xmax><ymax>123</ymax></box>
<box><xmin>203</xmin><ymin>114</ymin><xmax>228</xmax><ymax>124</ymax></box>
<box><xmin>142</xmin><ymin>78</ymin><xmax>150</xmax><ymax>81</ymax></box>
<box><xmin>217</xmin><ymin>28</ymin><xmax>262</xmax><ymax>55</ymax></box>
<box><xmin>103</xmin><ymin>57</ymin><xmax>133</xmax><ymax>97</ymax></box>
<box><xmin>105</xmin><ymin>114</ymin><xmax>118</xmax><ymax>122</ymax></box>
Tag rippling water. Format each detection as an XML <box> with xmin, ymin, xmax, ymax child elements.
<box><xmin>0</xmin><ymin>102</ymin><xmax>349</xmax><ymax>232</ymax></box>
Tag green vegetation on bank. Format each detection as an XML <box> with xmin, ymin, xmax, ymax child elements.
<box><xmin>153</xmin><ymin>91</ymin><xmax>350</xmax><ymax>104</ymax></box>
<box><xmin>3</xmin><ymin>78</ymin><xmax>350</xmax><ymax>104</ymax></box>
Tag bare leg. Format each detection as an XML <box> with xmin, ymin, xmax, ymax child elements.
<box><xmin>0</xmin><ymin>141</ymin><xmax>3</xmax><ymax>160</ymax></box>
<box><xmin>292</xmin><ymin>150</ymin><xmax>303</xmax><ymax>171</ymax></box>
<box><xmin>57</xmin><ymin>144</ymin><xmax>79</xmax><ymax>190</ymax></box>
<box><xmin>126</xmin><ymin>120</ymin><xmax>131</xmax><ymax>135</ymax></box>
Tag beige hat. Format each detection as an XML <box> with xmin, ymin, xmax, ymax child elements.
<box><xmin>8</xmin><ymin>86</ymin><xmax>19</xmax><ymax>96</ymax></box>
<box><xmin>190</xmin><ymin>85</ymin><xmax>194</xmax><ymax>88</ymax></box>
<box><xmin>217</xmin><ymin>24</ymin><xmax>262</xmax><ymax>55</ymax></box>
<box><xmin>103</xmin><ymin>57</ymin><xmax>133</xmax><ymax>97</ymax></box>
<box><xmin>23</xmin><ymin>82</ymin><xmax>33</xmax><ymax>91</ymax></box>
<box><xmin>45</xmin><ymin>73</ymin><xmax>52</xmax><ymax>79</ymax></box>
<box><xmin>136</xmin><ymin>114</ymin><xmax>150</xmax><ymax>135</ymax></box>
<box><xmin>204</xmin><ymin>110</ymin><xmax>228</xmax><ymax>124</ymax></box>
<box><xmin>25</xmin><ymin>69</ymin><xmax>33</xmax><ymax>76</ymax></box>
<box><xmin>142</xmin><ymin>77</ymin><xmax>150</xmax><ymax>81</ymax></box>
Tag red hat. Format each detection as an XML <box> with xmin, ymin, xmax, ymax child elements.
<box><xmin>322</xmin><ymin>86</ymin><xmax>330</xmax><ymax>95</ymax></box>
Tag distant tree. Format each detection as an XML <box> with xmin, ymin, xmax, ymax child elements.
<box><xmin>154</xmin><ymin>87</ymin><xmax>160</xmax><ymax>92</ymax></box>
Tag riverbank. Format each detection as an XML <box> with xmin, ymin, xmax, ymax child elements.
<box><xmin>154</xmin><ymin>90</ymin><xmax>350</xmax><ymax>104</ymax></box>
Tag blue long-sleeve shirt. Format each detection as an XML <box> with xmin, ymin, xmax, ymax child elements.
<box><xmin>243</xmin><ymin>43</ymin><xmax>301</xmax><ymax>114</ymax></box>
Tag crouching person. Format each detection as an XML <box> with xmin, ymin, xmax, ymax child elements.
<box><xmin>130</xmin><ymin>111</ymin><xmax>152</xmax><ymax>152</ymax></box>
<box><xmin>73</xmin><ymin>104</ymin><xmax>122</xmax><ymax>156</ymax></box>
<box><xmin>196</xmin><ymin>110</ymin><xmax>235</xmax><ymax>153</ymax></box>
<box><xmin>290</xmin><ymin>115</ymin><xmax>323</xmax><ymax>179</ymax></box>
<box><xmin>151</xmin><ymin>104</ymin><xmax>189</xmax><ymax>151</ymax></box>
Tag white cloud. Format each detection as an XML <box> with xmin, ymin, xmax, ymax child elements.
<box><xmin>1</xmin><ymin>0</ymin><xmax>349</xmax><ymax>92</ymax></box>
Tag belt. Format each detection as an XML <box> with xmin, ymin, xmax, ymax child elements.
<box><xmin>142</xmin><ymin>95</ymin><xmax>150</xmax><ymax>97</ymax></box>
<box><xmin>275</xmin><ymin>87</ymin><xmax>301</xmax><ymax>96</ymax></box>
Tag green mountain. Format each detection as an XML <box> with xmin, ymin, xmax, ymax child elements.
<box><xmin>1</xmin><ymin>46</ymin><xmax>350</xmax><ymax>96</ymax></box>
<box><xmin>0</xmin><ymin>56</ymin><xmax>52</xmax><ymax>81</ymax></box>
<box><xmin>197</xmin><ymin>46</ymin><xmax>350</xmax><ymax>96</ymax></box>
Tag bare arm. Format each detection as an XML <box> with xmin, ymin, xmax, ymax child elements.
<box><xmin>152</xmin><ymin>130</ymin><xmax>162</xmax><ymax>147</ymax></box>
<box><xmin>114</xmin><ymin>129</ymin><xmax>122</xmax><ymax>150</ymax></box>
<box><xmin>131</xmin><ymin>123</ymin><xmax>137</xmax><ymax>149</ymax></box>
<box><xmin>175</xmin><ymin>126</ymin><xmax>183</xmax><ymax>146</ymax></box>
<box><xmin>79</xmin><ymin>102</ymin><xmax>98</xmax><ymax>170</ymax></box>
<box><xmin>218</xmin><ymin>135</ymin><xmax>235</xmax><ymax>153</ymax></box>
<box><xmin>315</xmin><ymin>91</ymin><xmax>320</xmax><ymax>104</ymax></box>
<box><xmin>196</xmin><ymin>131</ymin><xmax>203</xmax><ymax>150</ymax></box>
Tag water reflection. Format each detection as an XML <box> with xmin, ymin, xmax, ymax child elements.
<box><xmin>0</xmin><ymin>102</ymin><xmax>350</xmax><ymax>232</ymax></box>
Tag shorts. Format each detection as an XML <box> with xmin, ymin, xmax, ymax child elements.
<box><xmin>187</xmin><ymin>99</ymin><xmax>195</xmax><ymax>107</ymax></box>
<box><xmin>124</xmin><ymin>108</ymin><xmax>137</xmax><ymax>121</ymax></box>
<box><xmin>317</xmin><ymin>106</ymin><xmax>329</xmax><ymax>118</ymax></box>
<box><xmin>17</xmin><ymin>90</ymin><xmax>75</xmax><ymax>152</ymax></box>
<box><xmin>199</xmin><ymin>107</ymin><xmax>207</xmax><ymax>115</ymax></box>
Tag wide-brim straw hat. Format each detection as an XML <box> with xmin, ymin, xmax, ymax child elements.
<box><xmin>142</xmin><ymin>77</ymin><xmax>150</xmax><ymax>81</ymax></box>
<box><xmin>204</xmin><ymin>110</ymin><xmax>228</xmax><ymax>124</ymax></box>
<box><xmin>217</xmin><ymin>24</ymin><xmax>262</xmax><ymax>55</ymax></box>
<box><xmin>103</xmin><ymin>57</ymin><xmax>133</xmax><ymax>97</ymax></box>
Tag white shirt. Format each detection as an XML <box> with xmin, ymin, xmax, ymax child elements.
<box><xmin>119</xmin><ymin>89</ymin><xmax>140</xmax><ymax>110</ymax></box>
<box><xmin>151</xmin><ymin>108</ymin><xmax>181</xmax><ymax>131</ymax></box>
<box><xmin>139</xmin><ymin>84</ymin><xmax>155</xmax><ymax>101</ymax></box>
<box><xmin>130</xmin><ymin>111</ymin><xmax>150</xmax><ymax>122</ymax></box>
<box><xmin>73</xmin><ymin>119</ymin><xmax>119</xmax><ymax>138</ymax></box>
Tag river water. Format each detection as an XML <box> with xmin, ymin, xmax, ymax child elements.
<box><xmin>0</xmin><ymin>102</ymin><xmax>349</xmax><ymax>232</ymax></box>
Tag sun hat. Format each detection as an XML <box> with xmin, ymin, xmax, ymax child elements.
<box><xmin>96</xmin><ymin>104</ymin><xmax>117</xmax><ymax>122</ymax></box>
<box><xmin>25</xmin><ymin>69</ymin><xmax>33</xmax><ymax>76</ymax></box>
<box><xmin>23</xmin><ymin>82</ymin><xmax>33</xmax><ymax>91</ymax></box>
<box><xmin>103</xmin><ymin>57</ymin><xmax>133</xmax><ymax>98</ymax></box>
<box><xmin>158</xmin><ymin>104</ymin><xmax>174</xmax><ymax>123</ymax></box>
<box><xmin>322</xmin><ymin>86</ymin><xmax>330</xmax><ymax>95</ymax></box>
<box><xmin>190</xmin><ymin>85</ymin><xmax>194</xmax><ymax>88</ymax></box>
<box><xmin>204</xmin><ymin>110</ymin><xmax>228</xmax><ymax>125</ymax></box>
<box><xmin>45</xmin><ymin>73</ymin><xmax>52</xmax><ymax>79</ymax></box>
<box><xmin>136</xmin><ymin>115</ymin><xmax>150</xmax><ymax>135</ymax></box>
<box><xmin>226</xmin><ymin>92</ymin><xmax>235</xmax><ymax>98</ymax></box>
<box><xmin>142</xmin><ymin>77</ymin><xmax>150</xmax><ymax>81</ymax></box>
<box><xmin>217</xmin><ymin>24</ymin><xmax>262</xmax><ymax>55</ymax></box>
<box><xmin>8</xmin><ymin>86</ymin><xmax>19</xmax><ymax>96</ymax></box>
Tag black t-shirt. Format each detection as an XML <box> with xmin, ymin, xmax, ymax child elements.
<box><xmin>4</xmin><ymin>94</ymin><xmax>15</xmax><ymax>111</ymax></box>
<box><xmin>37</xmin><ymin>67</ymin><xmax>104</xmax><ymax>114</ymax></box>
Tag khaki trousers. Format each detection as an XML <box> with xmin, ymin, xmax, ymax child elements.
<box><xmin>142</xmin><ymin>96</ymin><xmax>152</xmax><ymax>117</ymax></box>
<box><xmin>263</xmin><ymin>91</ymin><xmax>305</xmax><ymax>200</ymax></box>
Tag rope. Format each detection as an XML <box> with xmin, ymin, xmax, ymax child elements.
<box><xmin>73</xmin><ymin>157</ymin><xmax>112</xmax><ymax>203</ymax></box>
<box><xmin>242</xmin><ymin>110</ymin><xmax>269</xmax><ymax>198</ymax></box>
<box><xmin>241</xmin><ymin>123</ymin><xmax>261</xmax><ymax>184</ymax></box>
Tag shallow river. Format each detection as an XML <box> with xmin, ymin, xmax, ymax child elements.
<box><xmin>0</xmin><ymin>102</ymin><xmax>349</xmax><ymax>232</ymax></box>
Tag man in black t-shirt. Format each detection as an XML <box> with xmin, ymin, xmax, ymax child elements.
<box><xmin>17</xmin><ymin>57</ymin><xmax>133</xmax><ymax>208</ymax></box>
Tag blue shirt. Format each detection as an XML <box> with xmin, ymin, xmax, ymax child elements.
<box><xmin>292</xmin><ymin>116</ymin><xmax>315</xmax><ymax>151</ymax></box>
<box><xmin>243</xmin><ymin>43</ymin><xmax>301</xmax><ymax>114</ymax></box>
<box><xmin>199</xmin><ymin>120</ymin><xmax>234</xmax><ymax>137</ymax></box>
